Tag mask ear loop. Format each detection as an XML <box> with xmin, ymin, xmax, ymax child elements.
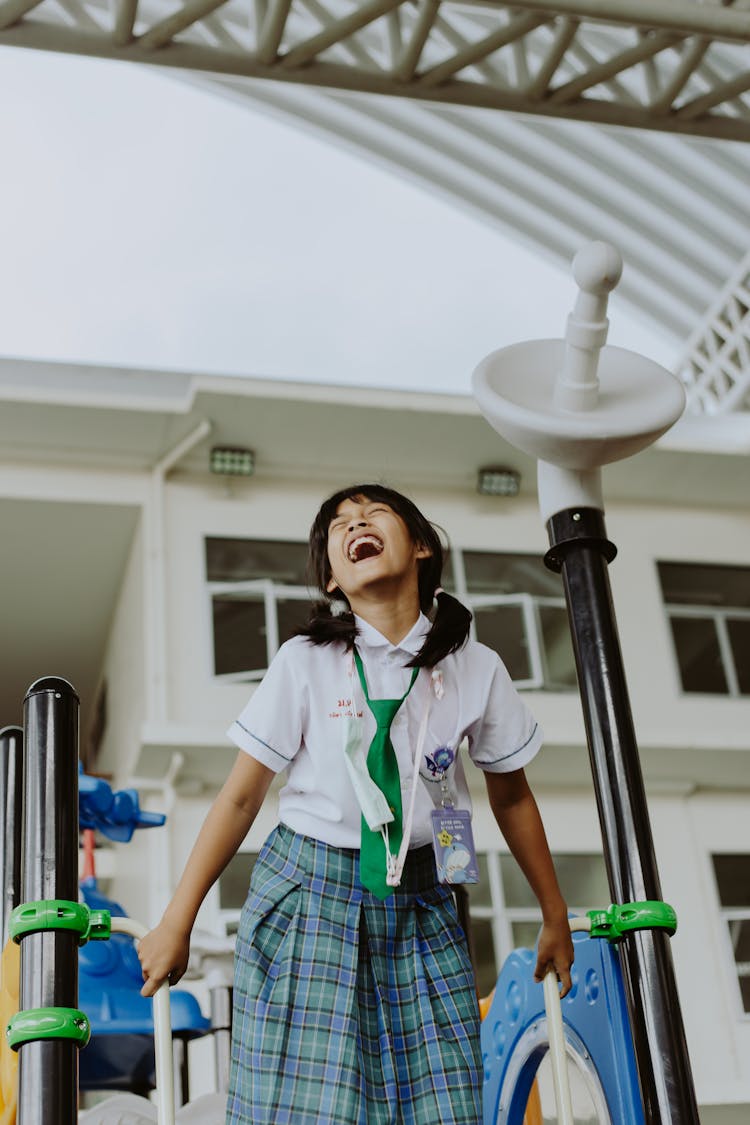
<box><xmin>385</xmin><ymin>666</ymin><xmax>442</xmax><ymax>888</ymax></box>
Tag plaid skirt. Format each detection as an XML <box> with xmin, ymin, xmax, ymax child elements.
<box><xmin>226</xmin><ymin>823</ymin><xmax>482</xmax><ymax>1125</ymax></box>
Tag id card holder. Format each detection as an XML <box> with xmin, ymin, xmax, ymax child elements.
<box><xmin>430</xmin><ymin>806</ymin><xmax>479</xmax><ymax>885</ymax></box>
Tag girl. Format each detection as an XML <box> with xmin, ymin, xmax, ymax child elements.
<box><xmin>138</xmin><ymin>483</ymin><xmax>574</xmax><ymax>1125</ymax></box>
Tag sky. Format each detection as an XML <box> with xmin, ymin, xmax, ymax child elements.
<box><xmin>0</xmin><ymin>46</ymin><xmax>677</xmax><ymax>396</ymax></box>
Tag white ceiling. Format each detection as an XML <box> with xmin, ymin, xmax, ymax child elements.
<box><xmin>0</xmin><ymin>497</ymin><xmax>139</xmax><ymax>742</ymax></box>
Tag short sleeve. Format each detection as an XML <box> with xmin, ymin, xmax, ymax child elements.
<box><xmin>467</xmin><ymin>656</ymin><xmax>543</xmax><ymax>773</ymax></box>
<box><xmin>226</xmin><ymin>639</ymin><xmax>307</xmax><ymax>773</ymax></box>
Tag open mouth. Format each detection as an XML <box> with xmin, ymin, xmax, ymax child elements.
<box><xmin>347</xmin><ymin>534</ymin><xmax>384</xmax><ymax>563</ymax></box>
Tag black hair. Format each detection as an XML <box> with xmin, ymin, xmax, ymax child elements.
<box><xmin>295</xmin><ymin>483</ymin><xmax>472</xmax><ymax>668</ymax></box>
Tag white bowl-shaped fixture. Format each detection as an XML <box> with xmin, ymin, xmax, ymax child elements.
<box><xmin>472</xmin><ymin>339</ymin><xmax>686</xmax><ymax>471</ymax></box>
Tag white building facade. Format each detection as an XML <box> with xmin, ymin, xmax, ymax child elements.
<box><xmin>1</xmin><ymin>359</ymin><xmax>748</xmax><ymax>1122</ymax></box>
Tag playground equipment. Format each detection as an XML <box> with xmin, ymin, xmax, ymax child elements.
<box><xmin>0</xmin><ymin>680</ymin><xmax>225</xmax><ymax>1124</ymax></box>
<box><xmin>473</xmin><ymin>241</ymin><xmax>700</xmax><ymax>1123</ymax></box>
<box><xmin>483</xmin><ymin>905</ymin><xmax>679</xmax><ymax>1124</ymax></box>
<box><xmin>76</xmin><ymin>771</ymin><xmax>211</xmax><ymax>1101</ymax></box>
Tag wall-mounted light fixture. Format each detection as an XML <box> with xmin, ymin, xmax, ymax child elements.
<box><xmin>210</xmin><ymin>446</ymin><xmax>255</xmax><ymax>477</ymax></box>
<box><xmin>477</xmin><ymin>465</ymin><xmax>521</xmax><ymax>497</ymax></box>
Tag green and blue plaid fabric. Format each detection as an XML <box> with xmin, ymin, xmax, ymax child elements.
<box><xmin>227</xmin><ymin>823</ymin><xmax>482</xmax><ymax>1125</ymax></box>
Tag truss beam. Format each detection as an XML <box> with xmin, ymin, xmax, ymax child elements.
<box><xmin>677</xmin><ymin>250</ymin><xmax>750</xmax><ymax>414</ymax></box>
<box><xmin>0</xmin><ymin>0</ymin><xmax>748</xmax><ymax>141</ymax></box>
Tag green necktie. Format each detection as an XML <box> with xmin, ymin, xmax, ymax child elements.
<box><xmin>353</xmin><ymin>648</ymin><xmax>418</xmax><ymax>900</ymax></box>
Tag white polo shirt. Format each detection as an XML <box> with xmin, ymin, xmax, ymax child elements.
<box><xmin>227</xmin><ymin>613</ymin><xmax>542</xmax><ymax>849</ymax></box>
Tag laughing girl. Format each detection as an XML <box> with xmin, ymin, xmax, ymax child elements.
<box><xmin>138</xmin><ymin>483</ymin><xmax>574</xmax><ymax>1125</ymax></box>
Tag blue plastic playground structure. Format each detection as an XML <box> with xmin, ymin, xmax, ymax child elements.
<box><xmin>77</xmin><ymin>771</ymin><xmax>210</xmax><ymax>1093</ymax></box>
<box><xmin>481</xmin><ymin>927</ymin><xmax>644</xmax><ymax>1124</ymax></box>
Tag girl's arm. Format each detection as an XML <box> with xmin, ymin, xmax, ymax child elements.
<box><xmin>137</xmin><ymin>752</ymin><xmax>275</xmax><ymax>997</ymax></box>
<box><xmin>484</xmin><ymin>768</ymin><xmax>575</xmax><ymax>996</ymax></box>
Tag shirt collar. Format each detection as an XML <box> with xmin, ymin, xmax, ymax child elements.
<box><xmin>354</xmin><ymin>612</ymin><xmax>430</xmax><ymax>656</ymax></box>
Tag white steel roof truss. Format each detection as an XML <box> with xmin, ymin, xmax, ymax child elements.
<box><xmin>296</xmin><ymin>0</ymin><xmax>379</xmax><ymax>68</ymax></box>
<box><xmin>428</xmin><ymin>10</ymin><xmax>508</xmax><ymax>86</ymax></box>
<box><xmin>2</xmin><ymin>0</ymin><xmax>749</xmax><ymax>410</ymax></box>
<box><xmin>0</xmin><ymin>0</ymin><xmax>748</xmax><ymax>139</ymax></box>
<box><xmin>676</xmin><ymin>252</ymin><xmax>750</xmax><ymax>414</ymax></box>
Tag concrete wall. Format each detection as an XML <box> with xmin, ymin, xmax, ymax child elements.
<box><xmin>97</xmin><ymin>514</ymin><xmax>146</xmax><ymax>783</ymax></box>
<box><xmin>160</xmin><ymin>474</ymin><xmax>750</xmax><ymax>757</ymax></box>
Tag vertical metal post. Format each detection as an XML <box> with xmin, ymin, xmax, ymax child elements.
<box><xmin>173</xmin><ymin>1036</ymin><xmax>190</xmax><ymax>1108</ymax></box>
<box><xmin>545</xmin><ymin>509</ymin><xmax>699</xmax><ymax>1124</ymax></box>
<box><xmin>17</xmin><ymin>678</ymin><xmax>80</xmax><ymax>1125</ymax></box>
<box><xmin>0</xmin><ymin>725</ymin><xmax>24</xmax><ymax>945</ymax></box>
<box><xmin>210</xmin><ymin>984</ymin><xmax>233</xmax><ymax>1093</ymax></box>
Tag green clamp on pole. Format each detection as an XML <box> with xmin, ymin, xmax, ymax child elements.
<box><xmin>9</xmin><ymin>899</ymin><xmax>112</xmax><ymax>945</ymax></box>
<box><xmin>587</xmin><ymin>900</ymin><xmax>677</xmax><ymax>943</ymax></box>
<box><xmin>6</xmin><ymin>1008</ymin><xmax>91</xmax><ymax>1051</ymax></box>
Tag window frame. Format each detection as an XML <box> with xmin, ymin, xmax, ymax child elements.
<box><xmin>206</xmin><ymin>537</ymin><xmax>573</xmax><ymax>690</ymax></box>
<box><xmin>449</xmin><ymin>546</ymin><xmax>572</xmax><ymax>692</ymax></box>
<box><xmin>207</xmin><ymin>575</ymin><xmax>314</xmax><ymax>682</ymax></box>
<box><xmin>664</xmin><ymin>601</ymin><xmax>750</xmax><ymax>697</ymax></box>
<box><xmin>215</xmin><ymin>848</ymin><xmax>260</xmax><ymax>935</ymax></box>
<box><xmin>711</xmin><ymin>852</ymin><xmax>750</xmax><ymax>1021</ymax></box>
<box><xmin>658</xmin><ymin>559</ymin><xmax>750</xmax><ymax>698</ymax></box>
<box><xmin>466</xmin><ymin>849</ymin><xmax>608</xmax><ymax>997</ymax></box>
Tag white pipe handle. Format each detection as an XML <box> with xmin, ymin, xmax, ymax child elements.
<box><xmin>540</xmin><ymin>916</ymin><xmax>592</xmax><ymax>1123</ymax></box>
<box><xmin>110</xmin><ymin>916</ymin><xmax>175</xmax><ymax>1125</ymax></box>
<box><xmin>542</xmin><ymin>971</ymin><xmax>575</xmax><ymax>1125</ymax></box>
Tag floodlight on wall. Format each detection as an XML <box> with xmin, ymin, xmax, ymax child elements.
<box><xmin>477</xmin><ymin>466</ymin><xmax>521</xmax><ymax>497</ymax></box>
<box><xmin>210</xmin><ymin>446</ymin><xmax>255</xmax><ymax>477</ymax></box>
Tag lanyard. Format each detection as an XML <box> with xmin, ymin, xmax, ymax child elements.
<box><xmin>343</xmin><ymin>648</ymin><xmax>442</xmax><ymax>888</ymax></box>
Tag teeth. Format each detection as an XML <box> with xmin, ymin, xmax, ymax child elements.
<box><xmin>348</xmin><ymin>534</ymin><xmax>383</xmax><ymax>561</ymax></box>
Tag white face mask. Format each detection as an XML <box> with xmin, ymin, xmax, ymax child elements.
<box><xmin>342</xmin><ymin>709</ymin><xmax>395</xmax><ymax>832</ymax></box>
<box><xmin>341</xmin><ymin>652</ymin><xmax>444</xmax><ymax>888</ymax></box>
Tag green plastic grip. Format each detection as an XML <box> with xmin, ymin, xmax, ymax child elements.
<box><xmin>587</xmin><ymin>900</ymin><xmax>677</xmax><ymax>942</ymax></box>
<box><xmin>9</xmin><ymin>899</ymin><xmax>111</xmax><ymax>945</ymax></box>
<box><xmin>6</xmin><ymin>1007</ymin><xmax>91</xmax><ymax>1051</ymax></box>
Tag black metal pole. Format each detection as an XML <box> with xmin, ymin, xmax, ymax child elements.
<box><xmin>17</xmin><ymin>678</ymin><xmax>80</xmax><ymax>1125</ymax></box>
<box><xmin>0</xmin><ymin>725</ymin><xmax>24</xmax><ymax>945</ymax></box>
<box><xmin>545</xmin><ymin>508</ymin><xmax>699</xmax><ymax>1125</ymax></box>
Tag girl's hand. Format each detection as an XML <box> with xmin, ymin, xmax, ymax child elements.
<box><xmin>137</xmin><ymin>919</ymin><xmax>191</xmax><ymax>998</ymax></box>
<box><xmin>534</xmin><ymin>916</ymin><xmax>575</xmax><ymax>998</ymax></box>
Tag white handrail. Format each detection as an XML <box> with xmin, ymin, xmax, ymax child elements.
<box><xmin>109</xmin><ymin>916</ymin><xmax>175</xmax><ymax>1125</ymax></box>
<box><xmin>541</xmin><ymin>915</ymin><xmax>592</xmax><ymax>1124</ymax></box>
<box><xmin>542</xmin><ymin>970</ymin><xmax>575</xmax><ymax>1124</ymax></box>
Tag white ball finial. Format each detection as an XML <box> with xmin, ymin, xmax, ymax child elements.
<box><xmin>572</xmin><ymin>241</ymin><xmax>623</xmax><ymax>295</ymax></box>
<box><xmin>554</xmin><ymin>241</ymin><xmax>624</xmax><ymax>412</ymax></box>
<box><xmin>471</xmin><ymin>236</ymin><xmax>687</xmax><ymax>523</ymax></box>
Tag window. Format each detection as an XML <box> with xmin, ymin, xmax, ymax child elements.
<box><xmin>658</xmin><ymin>562</ymin><xmax>750</xmax><ymax>695</ymax></box>
<box><xmin>207</xmin><ymin>537</ymin><xmax>313</xmax><ymax>680</ymax></box>
<box><xmin>216</xmin><ymin>850</ymin><xmax>259</xmax><ymax>935</ymax></box>
<box><xmin>712</xmin><ymin>854</ymin><xmax>750</xmax><ymax>1014</ymax></box>
<box><xmin>466</xmin><ymin>852</ymin><xmax>609</xmax><ymax>997</ymax></box>
<box><xmin>451</xmin><ymin>550</ymin><xmax>576</xmax><ymax>691</ymax></box>
<box><xmin>206</xmin><ymin>537</ymin><xmax>575</xmax><ymax>690</ymax></box>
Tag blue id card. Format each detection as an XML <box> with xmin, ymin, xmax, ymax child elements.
<box><xmin>430</xmin><ymin>807</ymin><xmax>479</xmax><ymax>884</ymax></box>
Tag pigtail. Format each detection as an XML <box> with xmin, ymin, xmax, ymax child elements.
<box><xmin>408</xmin><ymin>587</ymin><xmax>472</xmax><ymax>669</ymax></box>
<box><xmin>295</xmin><ymin>598</ymin><xmax>358</xmax><ymax>649</ymax></box>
